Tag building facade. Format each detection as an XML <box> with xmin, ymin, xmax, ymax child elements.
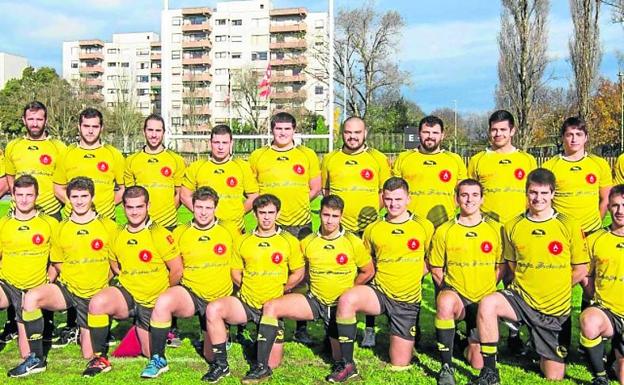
<box><xmin>0</xmin><ymin>52</ymin><xmax>28</xmax><ymax>90</ymax></box>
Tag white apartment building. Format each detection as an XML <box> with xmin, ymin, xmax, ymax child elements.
<box><xmin>0</xmin><ymin>52</ymin><xmax>28</xmax><ymax>90</ymax></box>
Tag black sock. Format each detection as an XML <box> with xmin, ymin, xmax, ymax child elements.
<box><xmin>560</xmin><ymin>316</ymin><xmax>572</xmax><ymax>349</ymax></box>
<box><xmin>4</xmin><ymin>305</ymin><xmax>17</xmax><ymax>333</ymax></box>
<box><xmin>23</xmin><ymin>309</ymin><xmax>45</xmax><ymax>359</ymax></box>
<box><xmin>365</xmin><ymin>315</ymin><xmax>375</xmax><ymax>329</ymax></box>
<box><xmin>149</xmin><ymin>320</ymin><xmax>171</xmax><ymax>358</ymax></box>
<box><xmin>581</xmin><ymin>333</ymin><xmax>606</xmax><ymax>377</ymax></box>
<box><xmin>296</xmin><ymin>320</ymin><xmax>307</xmax><ymax>332</ymax></box>
<box><xmin>435</xmin><ymin>318</ymin><xmax>455</xmax><ymax>366</ymax></box>
<box><xmin>42</xmin><ymin>310</ymin><xmax>54</xmax><ymax>340</ymax></box>
<box><xmin>66</xmin><ymin>307</ymin><xmax>78</xmax><ymax>329</ymax></box>
<box><xmin>581</xmin><ymin>298</ymin><xmax>592</xmax><ymax>312</ymax></box>
<box><xmin>237</xmin><ymin>324</ymin><xmax>245</xmax><ymax>335</ymax></box>
<box><xmin>171</xmin><ymin>317</ymin><xmax>178</xmax><ymax>330</ymax></box>
<box><xmin>481</xmin><ymin>342</ymin><xmax>498</xmax><ymax>370</ymax></box>
<box><xmin>257</xmin><ymin>316</ymin><xmax>279</xmax><ymax>366</ymax></box>
<box><xmin>87</xmin><ymin>313</ymin><xmax>110</xmax><ymax>357</ymax></box>
<box><xmin>212</xmin><ymin>342</ymin><xmax>228</xmax><ymax>366</ymax></box>
<box><xmin>336</xmin><ymin>317</ymin><xmax>357</xmax><ymax>363</ymax></box>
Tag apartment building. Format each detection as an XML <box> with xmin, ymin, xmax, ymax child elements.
<box><xmin>0</xmin><ymin>52</ymin><xmax>28</xmax><ymax>90</ymax></box>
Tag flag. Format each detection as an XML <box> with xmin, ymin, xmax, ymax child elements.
<box><xmin>258</xmin><ymin>64</ymin><xmax>271</xmax><ymax>98</ymax></box>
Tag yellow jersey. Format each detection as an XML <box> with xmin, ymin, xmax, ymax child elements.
<box><xmin>586</xmin><ymin>228</ymin><xmax>624</xmax><ymax>318</ymax></box>
<box><xmin>613</xmin><ymin>153</ymin><xmax>624</xmax><ymax>185</ymax></box>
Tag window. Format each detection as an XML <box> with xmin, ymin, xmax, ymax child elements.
<box><xmin>232</xmin><ymin>19</ymin><xmax>242</xmax><ymax>26</ymax></box>
<box><xmin>107</xmin><ymin>48</ymin><xmax>118</xmax><ymax>54</ymax></box>
<box><xmin>172</xmin><ymin>33</ymin><xmax>182</xmax><ymax>43</ymax></box>
<box><xmin>71</xmin><ymin>61</ymin><xmax>78</xmax><ymax>69</ymax></box>
<box><xmin>251</xmin><ymin>34</ymin><xmax>267</xmax><ymax>45</ymax></box>
<box><xmin>275</xmin><ymin>51</ymin><xmax>285</xmax><ymax>60</ymax></box>
<box><xmin>136</xmin><ymin>62</ymin><xmax>149</xmax><ymax>70</ymax></box>
<box><xmin>251</xmin><ymin>51</ymin><xmax>268</xmax><ymax>61</ymax></box>
<box><xmin>215</xmin><ymin>35</ymin><xmax>227</xmax><ymax>42</ymax></box>
<box><xmin>172</xmin><ymin>117</ymin><xmax>181</xmax><ymax>125</ymax></box>
<box><xmin>137</xmin><ymin>89</ymin><xmax>149</xmax><ymax>96</ymax></box>
<box><xmin>215</xmin><ymin>101</ymin><xmax>226</xmax><ymax>107</ymax></box>
<box><xmin>231</xmin><ymin>35</ymin><xmax>242</xmax><ymax>43</ymax></box>
<box><xmin>171</xmin><ymin>50</ymin><xmax>181</xmax><ymax>60</ymax></box>
<box><xmin>231</xmin><ymin>52</ymin><xmax>241</xmax><ymax>59</ymax></box>
<box><xmin>107</xmin><ymin>89</ymin><xmax>117</xmax><ymax>94</ymax></box>
<box><xmin>172</xmin><ymin>66</ymin><xmax>181</xmax><ymax>75</ymax></box>
<box><xmin>172</xmin><ymin>17</ymin><xmax>181</xmax><ymax>26</ymax></box>
<box><xmin>215</xmin><ymin>52</ymin><xmax>227</xmax><ymax>59</ymax></box>
<box><xmin>215</xmin><ymin>68</ymin><xmax>228</xmax><ymax>75</ymax></box>
<box><xmin>216</xmin><ymin>19</ymin><xmax>226</xmax><ymax>25</ymax></box>
<box><xmin>106</xmin><ymin>75</ymin><xmax>117</xmax><ymax>80</ymax></box>
<box><xmin>107</xmin><ymin>102</ymin><xmax>115</xmax><ymax>107</ymax></box>
<box><xmin>136</xmin><ymin>75</ymin><xmax>149</xmax><ymax>82</ymax></box>
<box><xmin>107</xmin><ymin>62</ymin><xmax>117</xmax><ymax>67</ymax></box>
<box><xmin>121</xmin><ymin>62</ymin><xmax>130</xmax><ymax>68</ymax></box>
<box><xmin>215</xmin><ymin>85</ymin><xmax>227</xmax><ymax>92</ymax></box>
<box><xmin>315</xmin><ymin>102</ymin><xmax>324</xmax><ymax>111</ymax></box>
<box><xmin>315</xmin><ymin>86</ymin><xmax>323</xmax><ymax>95</ymax></box>
<box><xmin>136</xmin><ymin>48</ymin><xmax>149</xmax><ymax>56</ymax></box>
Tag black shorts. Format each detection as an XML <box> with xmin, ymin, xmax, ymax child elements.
<box><xmin>594</xmin><ymin>306</ymin><xmax>624</xmax><ymax>356</ymax></box>
<box><xmin>181</xmin><ymin>285</ymin><xmax>209</xmax><ymax>318</ymax></box>
<box><xmin>237</xmin><ymin>297</ymin><xmax>284</xmax><ymax>344</ymax></box>
<box><xmin>0</xmin><ymin>280</ymin><xmax>24</xmax><ymax>322</ymax></box>
<box><xmin>281</xmin><ymin>223</ymin><xmax>313</xmax><ymax>241</ymax></box>
<box><xmin>305</xmin><ymin>292</ymin><xmax>338</xmax><ymax>339</ymax></box>
<box><xmin>440</xmin><ymin>287</ymin><xmax>479</xmax><ymax>341</ymax></box>
<box><xmin>55</xmin><ymin>281</ymin><xmax>90</xmax><ymax>329</ymax></box>
<box><xmin>370</xmin><ymin>285</ymin><xmax>420</xmax><ymax>341</ymax></box>
<box><xmin>114</xmin><ymin>285</ymin><xmax>153</xmax><ymax>331</ymax></box>
<box><xmin>501</xmin><ymin>289</ymin><xmax>569</xmax><ymax>362</ymax></box>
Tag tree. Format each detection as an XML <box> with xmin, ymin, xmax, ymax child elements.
<box><xmin>588</xmin><ymin>77</ymin><xmax>621</xmax><ymax>149</ymax></box>
<box><xmin>569</xmin><ymin>0</ymin><xmax>602</xmax><ymax>120</ymax></box>
<box><xmin>532</xmin><ymin>86</ymin><xmax>574</xmax><ymax>152</ymax></box>
<box><xmin>231</xmin><ymin>67</ymin><xmax>269</xmax><ymax>134</ymax></box>
<box><xmin>365</xmin><ymin>97</ymin><xmax>424</xmax><ymax>134</ymax></box>
<box><xmin>496</xmin><ymin>0</ymin><xmax>550</xmax><ymax>150</ymax></box>
<box><xmin>103</xmin><ymin>75</ymin><xmax>143</xmax><ymax>154</ymax></box>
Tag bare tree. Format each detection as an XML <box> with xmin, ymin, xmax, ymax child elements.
<box><xmin>600</xmin><ymin>0</ymin><xmax>624</xmax><ymax>22</ymax></box>
<box><xmin>105</xmin><ymin>75</ymin><xmax>144</xmax><ymax>153</ymax></box>
<box><xmin>231</xmin><ymin>67</ymin><xmax>268</xmax><ymax>133</ymax></box>
<box><xmin>497</xmin><ymin>0</ymin><xmax>550</xmax><ymax>150</ymax></box>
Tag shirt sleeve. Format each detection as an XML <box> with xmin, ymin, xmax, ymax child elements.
<box><xmin>230</xmin><ymin>236</ymin><xmax>244</xmax><ymax>270</ymax></box>
<box><xmin>153</xmin><ymin>226</ymin><xmax>180</xmax><ymax>262</ymax></box>
<box><xmin>428</xmin><ymin>224</ymin><xmax>448</xmax><ymax>268</ymax></box>
<box><xmin>569</xmin><ymin>220</ymin><xmax>590</xmax><ymax>265</ymax></box>
<box><xmin>113</xmin><ymin>148</ymin><xmax>126</xmax><ymax>185</ymax></box>
<box><xmin>181</xmin><ymin>161</ymin><xmax>199</xmax><ymax>191</ymax></box>
<box><xmin>3</xmin><ymin>145</ymin><xmax>14</xmax><ymax>176</ymax></box>
<box><xmin>46</xmin><ymin>217</ymin><xmax>62</xmax><ymax>263</ymax></box>
<box><xmin>303</xmin><ymin>146</ymin><xmax>321</xmax><ymax>180</ymax></box>
<box><xmin>503</xmin><ymin>221</ymin><xmax>517</xmax><ymax>262</ymax></box>
<box><xmin>123</xmin><ymin>154</ymin><xmax>137</xmax><ymax>187</ymax></box>
<box><xmin>49</xmin><ymin>221</ymin><xmax>64</xmax><ymax>264</ymax></box>
<box><xmin>239</xmin><ymin>159</ymin><xmax>259</xmax><ymax>195</ymax></box>
<box><xmin>173</xmin><ymin>153</ymin><xmax>186</xmax><ymax>188</ymax></box>
<box><xmin>467</xmin><ymin>154</ymin><xmax>478</xmax><ymax>180</ymax></box>
<box><xmin>391</xmin><ymin>152</ymin><xmax>404</xmax><ymax>177</ymax></box>
<box><xmin>373</xmin><ymin>150</ymin><xmax>391</xmax><ymax>189</ymax></box>
<box><xmin>348</xmin><ymin>233</ymin><xmax>372</xmax><ymax>268</ymax></box>
<box><xmin>598</xmin><ymin>157</ymin><xmax>613</xmax><ymax>188</ymax></box>
<box><xmin>494</xmin><ymin>222</ymin><xmax>506</xmax><ymax>264</ymax></box>
<box><xmin>455</xmin><ymin>153</ymin><xmax>468</xmax><ymax>182</ymax></box>
<box><xmin>615</xmin><ymin>155</ymin><xmax>624</xmax><ymax>185</ymax></box>
<box><xmin>286</xmin><ymin>234</ymin><xmax>305</xmax><ymax>271</ymax></box>
<box><xmin>52</xmin><ymin>148</ymin><xmax>69</xmax><ymax>185</ymax></box>
<box><xmin>320</xmin><ymin>152</ymin><xmax>331</xmax><ymax>190</ymax></box>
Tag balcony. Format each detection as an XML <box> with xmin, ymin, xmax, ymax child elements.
<box><xmin>151</xmin><ymin>41</ymin><xmax>161</xmax><ymax>47</ymax></box>
<box><xmin>151</xmin><ymin>67</ymin><xmax>162</xmax><ymax>74</ymax></box>
<box><xmin>182</xmin><ymin>55</ymin><xmax>212</xmax><ymax>65</ymax></box>
<box><xmin>83</xmin><ymin>78</ymin><xmax>104</xmax><ymax>88</ymax></box>
<box><xmin>270</xmin><ymin>56</ymin><xmax>308</xmax><ymax>67</ymax></box>
<box><xmin>79</xmin><ymin>66</ymin><xmax>104</xmax><ymax>74</ymax></box>
<box><xmin>79</xmin><ymin>52</ymin><xmax>104</xmax><ymax>60</ymax></box>
<box><xmin>183</xmin><ymin>73</ymin><xmax>213</xmax><ymax>82</ymax></box>
<box><xmin>182</xmin><ymin>39</ymin><xmax>212</xmax><ymax>49</ymax></box>
<box><xmin>79</xmin><ymin>39</ymin><xmax>104</xmax><ymax>47</ymax></box>
<box><xmin>272</xmin><ymin>74</ymin><xmax>306</xmax><ymax>83</ymax></box>
<box><xmin>270</xmin><ymin>8</ymin><xmax>307</xmax><ymax>17</ymax></box>
<box><xmin>151</xmin><ymin>79</ymin><xmax>161</xmax><ymax>88</ymax></box>
<box><xmin>182</xmin><ymin>22</ymin><xmax>211</xmax><ymax>32</ymax></box>
<box><xmin>183</xmin><ymin>105</ymin><xmax>211</xmax><ymax>115</ymax></box>
<box><xmin>184</xmin><ymin>89</ymin><xmax>212</xmax><ymax>98</ymax></box>
<box><xmin>150</xmin><ymin>53</ymin><xmax>161</xmax><ymax>60</ymax></box>
<box><xmin>270</xmin><ymin>40</ymin><xmax>307</xmax><ymax>50</ymax></box>
<box><xmin>270</xmin><ymin>23</ymin><xmax>307</xmax><ymax>33</ymax></box>
<box><xmin>270</xmin><ymin>90</ymin><xmax>306</xmax><ymax>100</ymax></box>
<box><xmin>182</xmin><ymin>7</ymin><xmax>211</xmax><ymax>16</ymax></box>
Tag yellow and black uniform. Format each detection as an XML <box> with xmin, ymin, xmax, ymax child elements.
<box><xmin>321</xmin><ymin>148</ymin><xmax>391</xmax><ymax>232</ymax></box>
<box><xmin>392</xmin><ymin>149</ymin><xmax>467</xmax><ymax>227</ymax></box>
<box><xmin>53</xmin><ymin>144</ymin><xmax>125</xmax><ymax>220</ymax></box>
<box><xmin>0</xmin><ymin>212</ymin><xmax>58</xmax><ymax>321</ymax></box>
<box><xmin>248</xmin><ymin>145</ymin><xmax>320</xmax><ymax>227</ymax></box>
<box><xmin>467</xmin><ymin>149</ymin><xmax>537</xmax><ymax>224</ymax></box>
<box><xmin>182</xmin><ymin>157</ymin><xmax>258</xmax><ymax>233</ymax></box>
<box><xmin>429</xmin><ymin>216</ymin><xmax>505</xmax><ymax>303</ymax></box>
<box><xmin>124</xmin><ymin>148</ymin><xmax>185</xmax><ymax>229</ymax></box>
<box><xmin>542</xmin><ymin>154</ymin><xmax>612</xmax><ymax>233</ymax></box>
<box><xmin>614</xmin><ymin>153</ymin><xmax>624</xmax><ymax>185</ymax></box>
<box><xmin>5</xmin><ymin>137</ymin><xmax>67</xmax><ymax>217</ymax></box>
<box><xmin>362</xmin><ymin>214</ymin><xmax>434</xmax><ymax>339</ymax></box>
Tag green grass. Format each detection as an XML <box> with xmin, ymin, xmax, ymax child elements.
<box><xmin>0</xmin><ymin>200</ymin><xmax>609</xmax><ymax>384</ymax></box>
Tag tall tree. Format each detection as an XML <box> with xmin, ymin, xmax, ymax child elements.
<box><xmin>104</xmin><ymin>75</ymin><xmax>143</xmax><ymax>153</ymax></box>
<box><xmin>589</xmin><ymin>77</ymin><xmax>621</xmax><ymax>149</ymax></box>
<box><xmin>497</xmin><ymin>0</ymin><xmax>550</xmax><ymax>150</ymax></box>
<box><xmin>231</xmin><ymin>67</ymin><xmax>268</xmax><ymax>134</ymax></box>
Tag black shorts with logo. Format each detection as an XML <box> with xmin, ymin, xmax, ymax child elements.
<box><xmin>501</xmin><ymin>289</ymin><xmax>569</xmax><ymax>362</ymax></box>
<box><xmin>237</xmin><ymin>297</ymin><xmax>284</xmax><ymax>344</ymax></box>
<box><xmin>55</xmin><ymin>281</ymin><xmax>90</xmax><ymax>328</ymax></box>
<box><xmin>594</xmin><ymin>306</ymin><xmax>624</xmax><ymax>356</ymax></box>
<box><xmin>114</xmin><ymin>285</ymin><xmax>153</xmax><ymax>331</ymax></box>
<box><xmin>369</xmin><ymin>284</ymin><xmax>420</xmax><ymax>341</ymax></box>
<box><xmin>305</xmin><ymin>292</ymin><xmax>338</xmax><ymax>339</ymax></box>
<box><xmin>0</xmin><ymin>280</ymin><xmax>24</xmax><ymax>322</ymax></box>
<box><xmin>440</xmin><ymin>286</ymin><xmax>479</xmax><ymax>341</ymax></box>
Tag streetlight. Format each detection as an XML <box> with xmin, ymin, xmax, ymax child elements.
<box><xmin>453</xmin><ymin>99</ymin><xmax>458</xmax><ymax>152</ymax></box>
<box><xmin>619</xmin><ymin>71</ymin><xmax>624</xmax><ymax>153</ymax></box>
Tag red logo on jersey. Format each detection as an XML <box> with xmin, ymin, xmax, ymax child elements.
<box><xmin>166</xmin><ymin>235</ymin><xmax>174</xmax><ymax>244</ymax></box>
<box><xmin>214</xmin><ymin>244</ymin><xmax>227</xmax><ymax>255</ymax></box>
<box><xmin>91</xmin><ymin>239</ymin><xmax>104</xmax><ymax>250</ymax></box>
<box><xmin>514</xmin><ymin>168</ymin><xmax>525</xmax><ymax>180</ymax></box>
<box><xmin>439</xmin><ymin>170</ymin><xmax>452</xmax><ymax>183</ymax></box>
<box><xmin>97</xmin><ymin>162</ymin><xmax>109</xmax><ymax>172</ymax></box>
<box><xmin>336</xmin><ymin>253</ymin><xmax>348</xmax><ymax>265</ymax></box>
<box><xmin>481</xmin><ymin>241</ymin><xmax>493</xmax><ymax>253</ymax></box>
<box><xmin>407</xmin><ymin>238</ymin><xmax>420</xmax><ymax>250</ymax></box>
<box><xmin>39</xmin><ymin>154</ymin><xmax>52</xmax><ymax>165</ymax></box>
<box><xmin>586</xmin><ymin>173</ymin><xmax>597</xmax><ymax>184</ymax></box>
<box><xmin>161</xmin><ymin>167</ymin><xmax>172</xmax><ymax>177</ymax></box>
<box><xmin>226</xmin><ymin>177</ymin><xmax>238</xmax><ymax>187</ymax></box>
<box><xmin>139</xmin><ymin>249</ymin><xmax>153</xmax><ymax>262</ymax></box>
<box><xmin>32</xmin><ymin>234</ymin><xmax>44</xmax><ymax>245</ymax></box>
<box><xmin>293</xmin><ymin>164</ymin><xmax>305</xmax><ymax>175</ymax></box>
<box><xmin>360</xmin><ymin>169</ymin><xmax>374</xmax><ymax>180</ymax></box>
<box><xmin>548</xmin><ymin>241</ymin><xmax>564</xmax><ymax>255</ymax></box>
<box><xmin>271</xmin><ymin>252</ymin><xmax>283</xmax><ymax>264</ymax></box>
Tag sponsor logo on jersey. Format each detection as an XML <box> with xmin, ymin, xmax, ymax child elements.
<box><xmin>139</xmin><ymin>249</ymin><xmax>153</xmax><ymax>262</ymax></box>
<box><xmin>548</xmin><ymin>241</ymin><xmax>564</xmax><ymax>255</ymax></box>
<box><xmin>161</xmin><ymin>167</ymin><xmax>172</xmax><ymax>177</ymax></box>
<box><xmin>616</xmin><ymin>242</ymin><xmax>624</xmax><ymax>249</ymax></box>
<box><xmin>147</xmin><ymin>158</ymin><xmax>158</xmax><ymax>163</ymax></box>
<box><xmin>423</xmin><ymin>160</ymin><xmax>437</xmax><ymax>166</ymax></box>
<box><xmin>198</xmin><ymin>235</ymin><xmax>210</xmax><ymax>242</ymax></box>
<box><xmin>166</xmin><ymin>235</ymin><xmax>174</xmax><ymax>244</ymax></box>
<box><xmin>17</xmin><ymin>225</ymin><xmax>30</xmax><ymax>231</ymax></box>
<box><xmin>531</xmin><ymin>229</ymin><xmax>546</xmax><ymax>236</ymax></box>
<box><xmin>360</xmin><ymin>169</ymin><xmax>374</xmax><ymax>180</ymax></box>
<box><xmin>499</xmin><ymin>159</ymin><xmax>512</xmax><ymax>164</ymax></box>
<box><xmin>324</xmin><ymin>244</ymin><xmax>335</xmax><ymax>250</ymax></box>
<box><xmin>32</xmin><ymin>234</ymin><xmax>44</xmax><ymax>245</ymax></box>
<box><xmin>84</xmin><ymin>154</ymin><xmax>96</xmax><ymax>159</ymax></box>
<box><xmin>391</xmin><ymin>229</ymin><xmax>404</xmax><ymax>235</ymax></box>
<box><xmin>271</xmin><ymin>252</ymin><xmax>283</xmax><ymax>264</ymax></box>
<box><xmin>465</xmin><ymin>231</ymin><xmax>478</xmax><ymax>238</ymax></box>
<box><xmin>481</xmin><ymin>241</ymin><xmax>493</xmax><ymax>253</ymax></box>
<box><xmin>345</xmin><ymin>160</ymin><xmax>358</xmax><ymax>165</ymax></box>
<box><xmin>439</xmin><ymin>169</ymin><xmax>452</xmax><ymax>182</ymax></box>
<box><xmin>407</xmin><ymin>238</ymin><xmax>420</xmax><ymax>250</ymax></box>
<box><xmin>293</xmin><ymin>164</ymin><xmax>305</xmax><ymax>175</ymax></box>
<box><xmin>214</xmin><ymin>244</ymin><xmax>227</xmax><ymax>255</ymax></box>
<box><xmin>514</xmin><ymin>168</ymin><xmax>525</xmax><ymax>180</ymax></box>
<box><xmin>27</xmin><ymin>145</ymin><xmax>39</xmax><ymax>151</ymax></box>
<box><xmin>40</xmin><ymin>154</ymin><xmax>52</xmax><ymax>165</ymax></box>
<box><xmin>76</xmin><ymin>229</ymin><xmax>89</xmax><ymax>235</ymax></box>
<box><xmin>97</xmin><ymin>162</ymin><xmax>109</xmax><ymax>172</ymax></box>
<box><xmin>276</xmin><ymin>156</ymin><xmax>289</xmax><ymax>161</ymax></box>
<box><xmin>127</xmin><ymin>239</ymin><xmax>138</xmax><ymax>245</ymax></box>
<box><xmin>91</xmin><ymin>239</ymin><xmax>104</xmax><ymax>250</ymax></box>
<box><xmin>336</xmin><ymin>253</ymin><xmax>348</xmax><ymax>265</ymax></box>
<box><xmin>586</xmin><ymin>173</ymin><xmax>597</xmax><ymax>184</ymax></box>
<box><xmin>226</xmin><ymin>177</ymin><xmax>238</xmax><ymax>187</ymax></box>
<box><xmin>214</xmin><ymin>169</ymin><xmax>225</xmax><ymax>174</ymax></box>
<box><xmin>570</xmin><ymin>166</ymin><xmax>582</xmax><ymax>172</ymax></box>
<box><xmin>258</xmin><ymin>241</ymin><xmax>270</xmax><ymax>248</ymax></box>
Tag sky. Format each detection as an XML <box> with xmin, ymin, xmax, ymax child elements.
<box><xmin>0</xmin><ymin>0</ymin><xmax>622</xmax><ymax>113</ymax></box>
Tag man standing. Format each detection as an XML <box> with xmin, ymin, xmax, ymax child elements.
<box><xmin>473</xmin><ymin>168</ymin><xmax>589</xmax><ymax>384</ymax></box>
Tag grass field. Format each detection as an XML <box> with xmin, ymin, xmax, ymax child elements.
<box><xmin>0</xmin><ymin>200</ymin><xmax>608</xmax><ymax>385</ymax></box>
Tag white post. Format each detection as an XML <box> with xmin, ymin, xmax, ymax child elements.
<box><xmin>328</xmin><ymin>0</ymin><xmax>335</xmax><ymax>152</ymax></box>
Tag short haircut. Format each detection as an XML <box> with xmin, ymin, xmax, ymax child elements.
<box><xmin>560</xmin><ymin>116</ymin><xmax>587</xmax><ymax>136</ymax></box>
<box><xmin>211</xmin><ymin>124</ymin><xmax>232</xmax><ymax>140</ymax></box>
<box><xmin>66</xmin><ymin>176</ymin><xmax>95</xmax><ymax>197</ymax></box>
<box><xmin>455</xmin><ymin>178</ymin><xmax>483</xmax><ymax>197</ymax></box>
<box><xmin>526</xmin><ymin>168</ymin><xmax>556</xmax><ymax>192</ymax></box>
<box><xmin>320</xmin><ymin>195</ymin><xmax>345</xmax><ymax>213</ymax></box>
<box><xmin>192</xmin><ymin>186</ymin><xmax>219</xmax><ymax>206</ymax></box>
<box><xmin>143</xmin><ymin>114</ymin><xmax>165</xmax><ymax>131</ymax></box>
<box><xmin>79</xmin><ymin>107</ymin><xmax>104</xmax><ymax>126</ymax></box>
<box><xmin>13</xmin><ymin>174</ymin><xmax>39</xmax><ymax>195</ymax></box>
<box><xmin>122</xmin><ymin>185</ymin><xmax>149</xmax><ymax>205</ymax></box>
<box><xmin>488</xmin><ymin>109</ymin><xmax>515</xmax><ymax>128</ymax></box>
<box><xmin>342</xmin><ymin>116</ymin><xmax>365</xmax><ymax>131</ymax></box>
<box><xmin>252</xmin><ymin>194</ymin><xmax>281</xmax><ymax>213</ymax></box>
<box><xmin>418</xmin><ymin>115</ymin><xmax>444</xmax><ymax>132</ymax></box>
<box><xmin>383</xmin><ymin>177</ymin><xmax>409</xmax><ymax>193</ymax></box>
<box><xmin>23</xmin><ymin>101</ymin><xmax>47</xmax><ymax>119</ymax></box>
<box><xmin>609</xmin><ymin>184</ymin><xmax>624</xmax><ymax>201</ymax></box>
<box><xmin>270</xmin><ymin>112</ymin><xmax>296</xmax><ymax>130</ymax></box>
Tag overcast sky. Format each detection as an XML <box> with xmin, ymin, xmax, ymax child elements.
<box><xmin>0</xmin><ymin>0</ymin><xmax>621</xmax><ymax>113</ymax></box>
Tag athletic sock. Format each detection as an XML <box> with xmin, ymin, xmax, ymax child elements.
<box><xmin>481</xmin><ymin>342</ymin><xmax>498</xmax><ymax>370</ymax></box>
<box><xmin>23</xmin><ymin>309</ymin><xmax>44</xmax><ymax>359</ymax></box>
<box><xmin>171</xmin><ymin>317</ymin><xmax>178</xmax><ymax>330</ymax></box>
<box><xmin>212</xmin><ymin>342</ymin><xmax>228</xmax><ymax>366</ymax></box>
<box><xmin>87</xmin><ymin>313</ymin><xmax>111</xmax><ymax>357</ymax></box>
<box><xmin>336</xmin><ymin>317</ymin><xmax>357</xmax><ymax>363</ymax></box>
<box><xmin>560</xmin><ymin>316</ymin><xmax>572</xmax><ymax>350</ymax></box>
<box><xmin>296</xmin><ymin>320</ymin><xmax>306</xmax><ymax>332</ymax></box>
<box><xmin>149</xmin><ymin>319</ymin><xmax>171</xmax><ymax>358</ymax></box>
<box><xmin>66</xmin><ymin>307</ymin><xmax>78</xmax><ymax>329</ymax></box>
<box><xmin>580</xmin><ymin>333</ymin><xmax>606</xmax><ymax>377</ymax></box>
<box><xmin>256</xmin><ymin>316</ymin><xmax>279</xmax><ymax>366</ymax></box>
<box><xmin>435</xmin><ymin>317</ymin><xmax>455</xmax><ymax>366</ymax></box>
<box><xmin>365</xmin><ymin>315</ymin><xmax>375</xmax><ymax>328</ymax></box>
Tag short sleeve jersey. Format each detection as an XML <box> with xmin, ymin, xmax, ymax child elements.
<box><xmin>586</xmin><ymin>228</ymin><xmax>624</xmax><ymax>318</ymax></box>
<box><xmin>321</xmin><ymin>148</ymin><xmax>391</xmax><ymax>232</ymax></box>
<box><xmin>0</xmin><ymin>150</ymin><xmax>5</xmax><ymax>177</ymax></box>
<box><xmin>429</xmin><ymin>216</ymin><xmax>505</xmax><ymax>302</ymax></box>
<box><xmin>505</xmin><ymin>212</ymin><xmax>589</xmax><ymax>316</ymax></box>
<box><xmin>0</xmin><ymin>213</ymin><xmax>59</xmax><ymax>290</ymax></box>
<box><xmin>182</xmin><ymin>157</ymin><xmax>258</xmax><ymax>232</ymax></box>
<box><xmin>248</xmin><ymin>145</ymin><xmax>320</xmax><ymax>226</ymax></box>
<box><xmin>392</xmin><ymin>150</ymin><xmax>467</xmax><ymax>227</ymax></box>
<box><xmin>542</xmin><ymin>154</ymin><xmax>612</xmax><ymax>233</ymax></box>
<box><xmin>51</xmin><ymin>216</ymin><xmax>117</xmax><ymax>298</ymax></box>
<box><xmin>300</xmin><ymin>231</ymin><xmax>371</xmax><ymax>305</ymax></box>
<box><xmin>467</xmin><ymin>149</ymin><xmax>537</xmax><ymax>223</ymax></box>
<box><xmin>5</xmin><ymin>137</ymin><xmax>67</xmax><ymax>215</ymax></box>
<box><xmin>231</xmin><ymin>229</ymin><xmax>304</xmax><ymax>309</ymax></box>
<box><xmin>124</xmin><ymin>148</ymin><xmax>186</xmax><ymax>228</ymax></box>
<box><xmin>363</xmin><ymin>214</ymin><xmax>434</xmax><ymax>303</ymax></box>
<box><xmin>110</xmin><ymin>222</ymin><xmax>180</xmax><ymax>307</ymax></box>
<box><xmin>173</xmin><ymin>221</ymin><xmax>236</xmax><ymax>302</ymax></box>
<box><xmin>613</xmin><ymin>153</ymin><xmax>624</xmax><ymax>185</ymax></box>
<box><xmin>53</xmin><ymin>144</ymin><xmax>125</xmax><ymax>219</ymax></box>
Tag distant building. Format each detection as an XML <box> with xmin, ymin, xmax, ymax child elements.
<box><xmin>0</xmin><ymin>52</ymin><xmax>28</xmax><ymax>90</ymax></box>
